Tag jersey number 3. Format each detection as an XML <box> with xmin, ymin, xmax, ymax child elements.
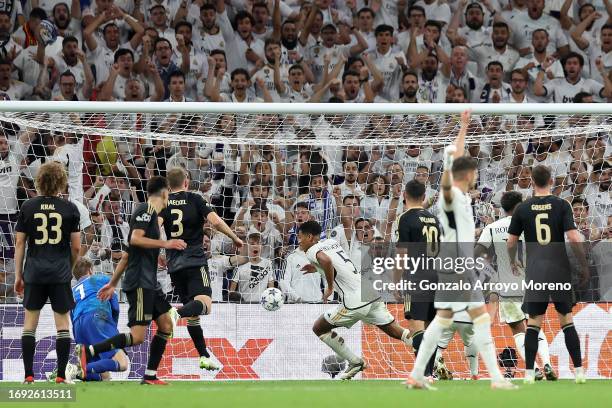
<box><xmin>170</xmin><ymin>209</ymin><xmax>184</xmax><ymax>238</ymax></box>
<box><xmin>34</xmin><ymin>212</ymin><xmax>62</xmax><ymax>245</ymax></box>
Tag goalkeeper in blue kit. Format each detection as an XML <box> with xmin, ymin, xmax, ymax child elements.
<box><xmin>63</xmin><ymin>258</ymin><xmax>128</xmax><ymax>381</ymax></box>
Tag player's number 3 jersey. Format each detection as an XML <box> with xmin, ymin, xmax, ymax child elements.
<box><xmin>305</xmin><ymin>239</ymin><xmax>370</xmax><ymax>310</ymax></box>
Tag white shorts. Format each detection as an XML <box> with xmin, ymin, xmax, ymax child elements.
<box><xmin>499</xmin><ymin>300</ymin><xmax>527</xmax><ymax>324</ymax></box>
<box><xmin>434</xmin><ymin>301</ymin><xmax>485</xmax><ymax>313</ymax></box>
<box><xmin>324</xmin><ymin>301</ymin><xmax>394</xmax><ymax>329</ymax></box>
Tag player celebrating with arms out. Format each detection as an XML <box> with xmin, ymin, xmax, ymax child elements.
<box><xmin>475</xmin><ymin>191</ymin><xmax>555</xmax><ymax>381</ymax></box>
<box><xmin>507</xmin><ymin>165</ymin><xmax>589</xmax><ymax>385</ymax></box>
<box><xmin>15</xmin><ymin>162</ymin><xmax>82</xmax><ymax>384</ymax></box>
<box><xmin>160</xmin><ymin>168</ymin><xmax>244</xmax><ymax>371</ymax></box>
<box><xmin>407</xmin><ymin>110</ymin><xmax>517</xmax><ymax>390</ymax></box>
<box><xmin>298</xmin><ymin>220</ymin><xmax>412</xmax><ymax>380</ymax></box>
<box><xmin>77</xmin><ymin>176</ymin><xmax>187</xmax><ymax>385</ymax></box>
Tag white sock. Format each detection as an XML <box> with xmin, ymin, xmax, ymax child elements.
<box><xmin>400</xmin><ymin>329</ymin><xmax>411</xmax><ymax>346</ymax></box>
<box><xmin>513</xmin><ymin>332</ymin><xmax>526</xmax><ymax>362</ymax></box>
<box><xmin>525</xmin><ymin>369</ymin><xmax>535</xmax><ymax>379</ymax></box>
<box><xmin>575</xmin><ymin>367</ymin><xmax>584</xmax><ymax>376</ymax></box>
<box><xmin>472</xmin><ymin>313</ymin><xmax>504</xmax><ymax>382</ymax></box>
<box><xmin>465</xmin><ymin>342</ymin><xmax>479</xmax><ymax>376</ymax></box>
<box><xmin>537</xmin><ymin>330</ymin><xmax>551</xmax><ymax>366</ymax></box>
<box><xmin>410</xmin><ymin>316</ymin><xmax>452</xmax><ymax>381</ymax></box>
<box><xmin>319</xmin><ymin>332</ymin><xmax>360</xmax><ymax>365</ymax></box>
<box><xmin>438</xmin><ymin>326</ymin><xmax>455</xmax><ymax>349</ymax></box>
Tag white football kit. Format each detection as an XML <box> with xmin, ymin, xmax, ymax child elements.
<box><xmin>435</xmin><ymin>186</ymin><xmax>485</xmax><ymax>312</ymax></box>
<box><xmin>305</xmin><ymin>238</ymin><xmax>393</xmax><ymax>328</ymax></box>
<box><xmin>478</xmin><ymin>216</ymin><xmax>527</xmax><ymax>324</ymax></box>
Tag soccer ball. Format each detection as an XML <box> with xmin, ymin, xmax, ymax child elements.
<box><xmin>260</xmin><ymin>288</ymin><xmax>284</xmax><ymax>311</ymax></box>
<box><xmin>39</xmin><ymin>20</ymin><xmax>58</xmax><ymax>46</ymax></box>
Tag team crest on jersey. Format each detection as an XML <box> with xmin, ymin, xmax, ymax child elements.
<box><xmin>330</xmin><ymin>230</ymin><xmax>337</xmax><ymax>238</ymax></box>
<box><xmin>313</xmin><ymin>47</ymin><xmax>320</xmax><ymax>56</ymax></box>
<box><xmin>136</xmin><ymin>213</ymin><xmax>151</xmax><ymax>222</ymax></box>
<box><xmin>389</xmin><ymin>62</ymin><xmax>394</xmax><ymax>69</ymax></box>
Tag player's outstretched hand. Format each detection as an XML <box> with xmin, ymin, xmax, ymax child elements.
<box><xmin>14</xmin><ymin>277</ymin><xmax>24</xmax><ymax>297</ymax></box>
<box><xmin>301</xmin><ymin>264</ymin><xmax>317</xmax><ymax>274</ymax></box>
<box><xmin>98</xmin><ymin>283</ymin><xmax>116</xmax><ymax>301</ymax></box>
<box><xmin>322</xmin><ymin>287</ymin><xmax>333</xmax><ymax>303</ymax></box>
<box><xmin>165</xmin><ymin>239</ymin><xmax>187</xmax><ymax>250</ymax></box>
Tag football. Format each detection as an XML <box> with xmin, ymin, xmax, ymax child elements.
<box><xmin>260</xmin><ymin>288</ymin><xmax>284</xmax><ymax>311</ymax></box>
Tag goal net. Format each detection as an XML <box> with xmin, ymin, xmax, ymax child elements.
<box><xmin>0</xmin><ymin>102</ymin><xmax>609</xmax><ymax>381</ymax></box>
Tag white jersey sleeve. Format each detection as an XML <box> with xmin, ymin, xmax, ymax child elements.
<box><xmin>437</xmin><ymin>186</ymin><xmax>476</xmax><ymax>244</ymax></box>
<box><xmin>305</xmin><ymin>239</ymin><xmax>367</xmax><ymax>310</ymax></box>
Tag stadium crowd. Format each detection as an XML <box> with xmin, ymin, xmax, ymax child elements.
<box><xmin>0</xmin><ymin>0</ymin><xmax>610</xmax><ymax>303</ymax></box>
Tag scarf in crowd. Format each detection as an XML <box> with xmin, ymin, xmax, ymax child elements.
<box><xmin>22</xmin><ymin>22</ymin><xmax>38</xmax><ymax>47</ymax></box>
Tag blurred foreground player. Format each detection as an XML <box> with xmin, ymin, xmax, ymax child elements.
<box><xmin>406</xmin><ymin>110</ymin><xmax>516</xmax><ymax>390</ymax></box>
<box><xmin>14</xmin><ymin>162</ymin><xmax>81</xmax><ymax>383</ymax></box>
<box><xmin>507</xmin><ymin>165</ymin><xmax>589</xmax><ymax>384</ymax></box>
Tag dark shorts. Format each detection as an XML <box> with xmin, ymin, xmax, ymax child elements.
<box><xmin>125</xmin><ymin>288</ymin><xmax>171</xmax><ymax>327</ymax></box>
<box><xmin>23</xmin><ymin>283</ymin><xmax>74</xmax><ymax>313</ymax></box>
<box><xmin>522</xmin><ymin>301</ymin><xmax>574</xmax><ymax>317</ymax></box>
<box><xmin>522</xmin><ymin>288</ymin><xmax>575</xmax><ymax>317</ymax></box>
<box><xmin>404</xmin><ymin>294</ymin><xmax>436</xmax><ymax>322</ymax></box>
<box><xmin>170</xmin><ymin>266</ymin><xmax>212</xmax><ymax>304</ymax></box>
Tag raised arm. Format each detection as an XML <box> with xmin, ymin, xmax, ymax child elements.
<box><xmin>441</xmin><ymin>110</ymin><xmax>471</xmax><ymax>205</ymax></box>
<box><xmin>207</xmin><ymin>212</ymin><xmax>244</xmax><ymax>247</ymax></box>
<box><xmin>271</xmin><ymin>0</ymin><xmax>282</xmax><ymax>42</ymax></box>
<box><xmin>571</xmin><ymin>10</ymin><xmax>601</xmax><ymax>50</ymax></box>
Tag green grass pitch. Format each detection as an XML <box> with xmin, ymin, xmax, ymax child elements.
<box><xmin>2</xmin><ymin>380</ymin><xmax>612</xmax><ymax>408</ymax></box>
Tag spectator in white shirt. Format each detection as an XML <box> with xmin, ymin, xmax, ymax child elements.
<box><xmin>83</xmin><ymin>6</ymin><xmax>144</xmax><ymax>86</ymax></box>
<box><xmin>52</xmin><ymin>0</ymin><xmax>82</xmax><ymax>45</ymax></box>
<box><xmin>572</xmin><ymin>18</ymin><xmax>612</xmax><ymax>84</ymax></box>
<box><xmin>534</xmin><ymin>51</ymin><xmax>612</xmax><ymax>102</ymax></box>
<box><xmin>216</xmin><ymin>0</ymin><xmax>265</xmax><ymax>73</ymax></box>
<box><xmin>442</xmin><ymin>45</ymin><xmax>480</xmax><ymax>102</ymax></box>
<box><xmin>506</xmin><ymin>0</ymin><xmax>569</xmax><ymax>56</ymax></box>
<box><xmin>479</xmin><ymin>61</ymin><xmax>512</xmax><ymax>103</ymax></box>
<box><xmin>0</xmin><ymin>59</ymin><xmax>32</xmax><ymax>100</ymax></box>
<box><xmin>471</xmin><ymin>21</ymin><xmax>520</xmax><ymax>78</ymax></box>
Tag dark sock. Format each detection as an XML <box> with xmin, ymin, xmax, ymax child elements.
<box><xmin>525</xmin><ymin>325</ymin><xmax>540</xmax><ymax>370</ymax></box>
<box><xmin>21</xmin><ymin>330</ymin><xmax>36</xmax><ymax>378</ymax></box>
<box><xmin>562</xmin><ymin>323</ymin><xmax>582</xmax><ymax>368</ymax></box>
<box><xmin>177</xmin><ymin>300</ymin><xmax>205</xmax><ymax>318</ymax></box>
<box><xmin>187</xmin><ymin>318</ymin><xmax>210</xmax><ymax>358</ymax></box>
<box><xmin>411</xmin><ymin>330</ymin><xmax>424</xmax><ymax>356</ymax></box>
<box><xmin>56</xmin><ymin>330</ymin><xmax>71</xmax><ymax>379</ymax></box>
<box><xmin>145</xmin><ymin>331</ymin><xmax>170</xmax><ymax>378</ymax></box>
<box><xmin>425</xmin><ymin>351</ymin><xmax>437</xmax><ymax>377</ymax></box>
<box><xmin>91</xmin><ymin>333</ymin><xmax>132</xmax><ymax>357</ymax></box>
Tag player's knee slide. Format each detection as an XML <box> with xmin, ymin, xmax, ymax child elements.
<box><xmin>472</xmin><ymin>313</ymin><xmax>491</xmax><ymax>327</ymax></box>
<box><xmin>434</xmin><ymin>316</ymin><xmax>453</xmax><ymax>329</ymax></box>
